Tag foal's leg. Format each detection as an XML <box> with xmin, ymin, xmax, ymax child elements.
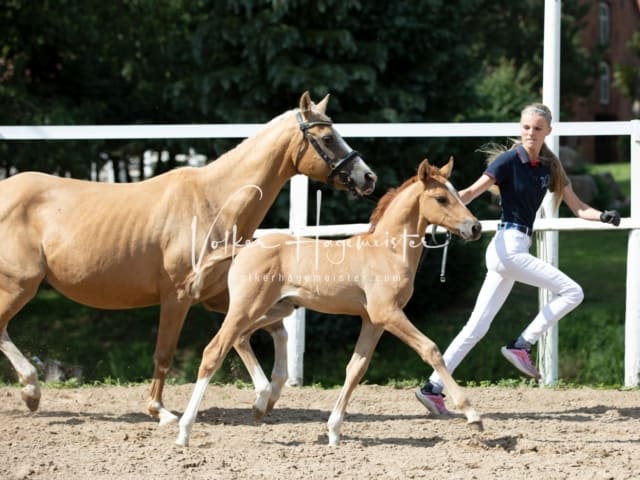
<box><xmin>0</xmin><ymin>278</ymin><xmax>43</xmax><ymax>412</ymax></box>
<box><xmin>176</xmin><ymin>319</ymin><xmax>243</xmax><ymax>447</ymax></box>
<box><xmin>202</xmin><ymin>294</ymin><xmax>290</xmax><ymax>420</ymax></box>
<box><xmin>327</xmin><ymin>319</ymin><xmax>384</xmax><ymax>446</ymax></box>
<box><xmin>380</xmin><ymin>310</ymin><xmax>483</xmax><ymax>429</ymax></box>
<box><xmin>147</xmin><ymin>294</ymin><xmax>191</xmax><ymax>426</ymax></box>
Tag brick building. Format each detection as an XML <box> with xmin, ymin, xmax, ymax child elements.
<box><xmin>565</xmin><ymin>0</ymin><xmax>640</xmax><ymax>164</ymax></box>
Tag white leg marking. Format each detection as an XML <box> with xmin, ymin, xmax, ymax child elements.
<box><xmin>268</xmin><ymin>327</ymin><xmax>288</xmax><ymax>408</ymax></box>
<box><xmin>253</xmin><ymin>366</ymin><xmax>272</xmax><ymax>415</ymax></box>
<box><xmin>148</xmin><ymin>398</ymin><xmax>179</xmax><ymax>426</ymax></box>
<box><xmin>1</xmin><ymin>330</ymin><xmax>41</xmax><ymax>410</ymax></box>
<box><xmin>176</xmin><ymin>377</ymin><xmax>211</xmax><ymax>447</ymax></box>
<box><xmin>158</xmin><ymin>407</ymin><xmax>179</xmax><ymax>426</ymax></box>
<box><xmin>327</xmin><ymin>410</ymin><xmax>343</xmax><ymax>446</ymax></box>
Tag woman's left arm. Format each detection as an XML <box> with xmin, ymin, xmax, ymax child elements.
<box><xmin>562</xmin><ymin>183</ymin><xmax>620</xmax><ymax>225</ymax></box>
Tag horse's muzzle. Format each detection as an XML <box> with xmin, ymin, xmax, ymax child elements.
<box><xmin>461</xmin><ymin>220</ymin><xmax>482</xmax><ymax>241</ymax></box>
<box><xmin>358</xmin><ymin>171</ymin><xmax>377</xmax><ymax>196</ymax></box>
<box><xmin>350</xmin><ymin>169</ymin><xmax>376</xmax><ymax>196</ymax></box>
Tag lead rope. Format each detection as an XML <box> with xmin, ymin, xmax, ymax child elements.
<box><xmin>439</xmin><ymin>232</ymin><xmax>451</xmax><ymax>283</ymax></box>
<box><xmin>422</xmin><ymin>224</ymin><xmax>452</xmax><ymax>283</ymax></box>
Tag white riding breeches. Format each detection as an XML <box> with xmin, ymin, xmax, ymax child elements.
<box><xmin>430</xmin><ymin>228</ymin><xmax>584</xmax><ymax>388</ymax></box>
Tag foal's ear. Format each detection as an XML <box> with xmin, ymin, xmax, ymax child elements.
<box><xmin>299</xmin><ymin>91</ymin><xmax>312</xmax><ymax>115</ymax></box>
<box><xmin>315</xmin><ymin>94</ymin><xmax>330</xmax><ymax>114</ymax></box>
<box><xmin>417</xmin><ymin>158</ymin><xmax>432</xmax><ymax>183</ymax></box>
<box><xmin>440</xmin><ymin>156</ymin><xmax>454</xmax><ymax>179</ymax></box>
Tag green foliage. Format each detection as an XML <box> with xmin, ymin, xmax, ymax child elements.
<box><xmin>613</xmin><ymin>31</ymin><xmax>640</xmax><ymax>115</ymax></box>
<box><xmin>466</xmin><ymin>58</ymin><xmax>538</xmax><ymax>122</ymax></box>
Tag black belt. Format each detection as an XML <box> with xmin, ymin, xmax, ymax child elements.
<box><xmin>497</xmin><ymin>222</ymin><xmax>533</xmax><ymax>237</ymax></box>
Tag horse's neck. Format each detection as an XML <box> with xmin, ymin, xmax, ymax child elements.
<box><xmin>199</xmin><ymin>115</ymin><xmax>297</xmax><ymax>237</ymax></box>
<box><xmin>369</xmin><ymin>183</ymin><xmax>427</xmax><ymax>267</ymax></box>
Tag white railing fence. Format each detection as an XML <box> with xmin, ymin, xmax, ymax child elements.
<box><xmin>1</xmin><ymin>120</ymin><xmax>638</xmax><ymax>387</ymax></box>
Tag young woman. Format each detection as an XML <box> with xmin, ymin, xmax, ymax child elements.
<box><xmin>416</xmin><ymin>103</ymin><xmax>621</xmax><ymax>415</ymax></box>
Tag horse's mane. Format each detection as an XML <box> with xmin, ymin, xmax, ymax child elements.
<box><xmin>228</xmin><ymin>107</ymin><xmax>331</xmax><ymax>152</ymax></box>
<box><xmin>368</xmin><ymin>175</ymin><xmax>419</xmax><ymax>233</ymax></box>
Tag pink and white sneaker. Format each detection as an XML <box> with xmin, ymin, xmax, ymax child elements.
<box><xmin>415</xmin><ymin>386</ymin><xmax>450</xmax><ymax>415</ymax></box>
<box><xmin>501</xmin><ymin>345</ymin><xmax>541</xmax><ymax>379</ymax></box>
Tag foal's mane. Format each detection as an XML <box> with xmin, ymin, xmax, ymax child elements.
<box><xmin>368</xmin><ymin>175</ymin><xmax>419</xmax><ymax>233</ymax></box>
<box><xmin>368</xmin><ymin>162</ymin><xmax>448</xmax><ymax>233</ymax></box>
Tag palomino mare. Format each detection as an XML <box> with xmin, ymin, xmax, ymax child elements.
<box><xmin>0</xmin><ymin>91</ymin><xmax>376</xmax><ymax>425</ymax></box>
<box><xmin>177</xmin><ymin>157</ymin><xmax>483</xmax><ymax>447</ymax></box>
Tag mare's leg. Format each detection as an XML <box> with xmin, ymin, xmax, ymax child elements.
<box><xmin>264</xmin><ymin>320</ymin><xmax>288</xmax><ymax>413</ymax></box>
<box><xmin>327</xmin><ymin>318</ymin><xmax>384</xmax><ymax>446</ymax></box>
<box><xmin>233</xmin><ymin>334</ymin><xmax>273</xmax><ymax>421</ymax></box>
<box><xmin>234</xmin><ymin>303</ymin><xmax>293</xmax><ymax>420</ymax></box>
<box><xmin>1</xmin><ymin>330</ymin><xmax>40</xmax><ymax>411</ymax></box>
<box><xmin>176</xmin><ymin>318</ymin><xmax>244</xmax><ymax>447</ymax></box>
<box><xmin>0</xmin><ymin>275</ymin><xmax>43</xmax><ymax>411</ymax></box>
<box><xmin>378</xmin><ymin>307</ymin><xmax>482</xmax><ymax>429</ymax></box>
<box><xmin>147</xmin><ymin>294</ymin><xmax>191</xmax><ymax>426</ymax></box>
<box><xmin>253</xmin><ymin>303</ymin><xmax>294</xmax><ymax>416</ymax></box>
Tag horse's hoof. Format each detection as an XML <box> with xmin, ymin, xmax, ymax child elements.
<box><xmin>21</xmin><ymin>389</ymin><xmax>40</xmax><ymax>412</ymax></box>
<box><xmin>265</xmin><ymin>399</ymin><xmax>276</xmax><ymax>415</ymax></box>
<box><xmin>328</xmin><ymin>432</ymin><xmax>340</xmax><ymax>446</ymax></box>
<box><xmin>252</xmin><ymin>406</ymin><xmax>265</xmax><ymax>423</ymax></box>
<box><xmin>158</xmin><ymin>408</ymin><xmax>179</xmax><ymax>427</ymax></box>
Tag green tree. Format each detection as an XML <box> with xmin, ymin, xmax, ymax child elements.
<box><xmin>614</xmin><ymin>31</ymin><xmax>640</xmax><ymax>118</ymax></box>
<box><xmin>1</xmin><ymin>0</ymin><xmax>609</xmax><ymax>386</ymax></box>
<box><xmin>0</xmin><ymin>0</ymin><xmax>597</xmax><ymax>311</ymax></box>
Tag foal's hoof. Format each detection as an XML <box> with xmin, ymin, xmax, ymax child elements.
<box><xmin>21</xmin><ymin>391</ymin><xmax>40</xmax><ymax>412</ymax></box>
<box><xmin>468</xmin><ymin>419</ymin><xmax>484</xmax><ymax>432</ymax></box>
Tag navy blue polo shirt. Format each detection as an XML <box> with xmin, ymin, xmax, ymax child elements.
<box><xmin>484</xmin><ymin>145</ymin><xmax>551</xmax><ymax>229</ymax></box>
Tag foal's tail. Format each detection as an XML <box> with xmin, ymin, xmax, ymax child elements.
<box><xmin>186</xmin><ymin>249</ymin><xmax>239</xmax><ymax>299</ymax></box>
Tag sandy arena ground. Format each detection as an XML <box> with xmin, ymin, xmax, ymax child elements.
<box><xmin>1</xmin><ymin>383</ymin><xmax>639</xmax><ymax>479</ymax></box>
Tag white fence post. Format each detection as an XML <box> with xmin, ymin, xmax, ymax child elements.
<box><xmin>538</xmin><ymin>0</ymin><xmax>562</xmax><ymax>385</ymax></box>
<box><xmin>283</xmin><ymin>175</ymin><xmax>308</xmax><ymax>386</ymax></box>
<box><xmin>625</xmin><ymin>120</ymin><xmax>640</xmax><ymax>387</ymax></box>
<box><xmin>1</xmin><ymin>119</ymin><xmax>635</xmax><ymax>387</ymax></box>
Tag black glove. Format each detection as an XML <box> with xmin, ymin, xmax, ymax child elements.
<box><xmin>600</xmin><ymin>210</ymin><xmax>621</xmax><ymax>226</ymax></box>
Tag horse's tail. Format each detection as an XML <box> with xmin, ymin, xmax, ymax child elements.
<box><xmin>186</xmin><ymin>249</ymin><xmax>238</xmax><ymax>299</ymax></box>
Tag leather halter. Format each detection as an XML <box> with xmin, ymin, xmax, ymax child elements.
<box><xmin>296</xmin><ymin>111</ymin><xmax>362</xmax><ymax>187</ymax></box>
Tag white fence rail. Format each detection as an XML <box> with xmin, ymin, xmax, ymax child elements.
<box><xmin>1</xmin><ymin>120</ymin><xmax>638</xmax><ymax>387</ymax></box>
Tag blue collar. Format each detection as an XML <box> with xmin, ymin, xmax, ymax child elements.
<box><xmin>516</xmin><ymin>144</ymin><xmax>540</xmax><ymax>167</ymax></box>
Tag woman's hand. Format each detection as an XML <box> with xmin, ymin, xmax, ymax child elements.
<box><xmin>600</xmin><ymin>210</ymin><xmax>621</xmax><ymax>226</ymax></box>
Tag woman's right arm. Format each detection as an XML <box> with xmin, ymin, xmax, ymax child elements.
<box><xmin>459</xmin><ymin>174</ymin><xmax>496</xmax><ymax>205</ymax></box>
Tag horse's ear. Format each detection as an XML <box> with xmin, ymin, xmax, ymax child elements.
<box><xmin>316</xmin><ymin>94</ymin><xmax>330</xmax><ymax>114</ymax></box>
<box><xmin>417</xmin><ymin>158</ymin><xmax>431</xmax><ymax>183</ymax></box>
<box><xmin>299</xmin><ymin>91</ymin><xmax>312</xmax><ymax>115</ymax></box>
<box><xmin>440</xmin><ymin>156</ymin><xmax>454</xmax><ymax>179</ymax></box>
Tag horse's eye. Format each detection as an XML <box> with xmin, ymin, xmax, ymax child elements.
<box><xmin>322</xmin><ymin>135</ymin><xmax>333</xmax><ymax>144</ymax></box>
<box><xmin>436</xmin><ymin>196</ymin><xmax>448</xmax><ymax>205</ymax></box>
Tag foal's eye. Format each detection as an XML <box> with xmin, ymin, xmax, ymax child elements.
<box><xmin>322</xmin><ymin>135</ymin><xmax>334</xmax><ymax>144</ymax></box>
<box><xmin>436</xmin><ymin>196</ymin><xmax>448</xmax><ymax>205</ymax></box>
